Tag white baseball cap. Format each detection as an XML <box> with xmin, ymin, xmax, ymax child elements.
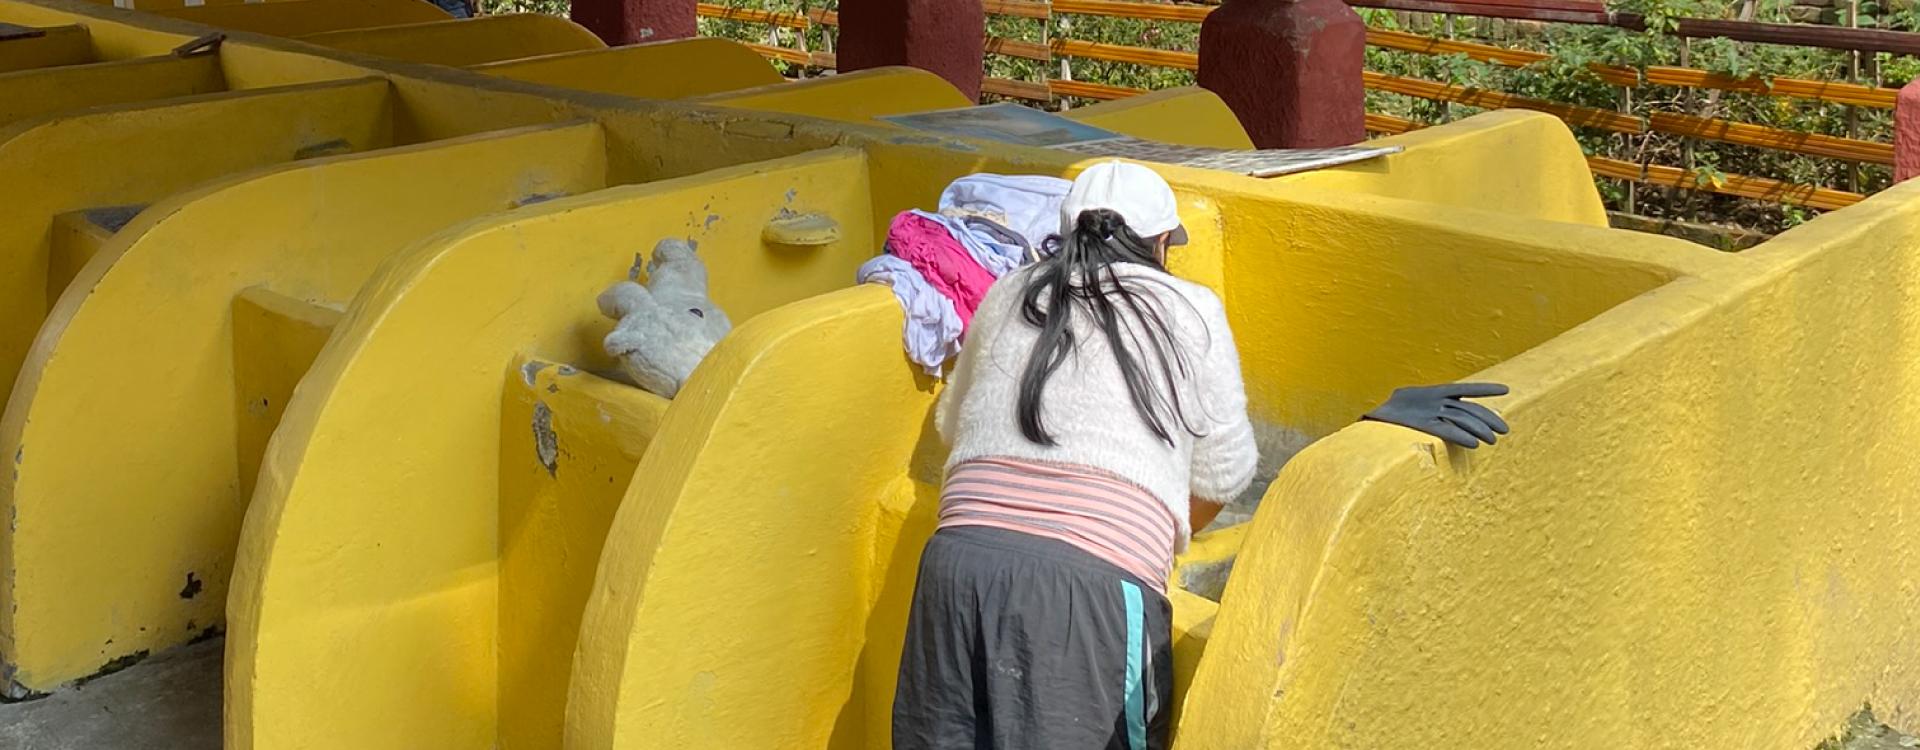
<box><xmin>1060</xmin><ymin>160</ymin><xmax>1189</xmax><ymax>246</ymax></box>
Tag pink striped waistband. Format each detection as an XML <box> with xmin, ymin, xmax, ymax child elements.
<box><xmin>938</xmin><ymin>457</ymin><xmax>1176</xmax><ymax>592</ymax></box>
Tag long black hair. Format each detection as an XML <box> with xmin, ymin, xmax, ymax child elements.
<box><xmin>1016</xmin><ymin>208</ymin><xmax>1201</xmax><ymax>447</ymax></box>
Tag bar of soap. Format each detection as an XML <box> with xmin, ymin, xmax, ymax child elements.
<box><xmin>762</xmin><ymin>212</ymin><xmax>840</xmax><ymax>246</ymax></box>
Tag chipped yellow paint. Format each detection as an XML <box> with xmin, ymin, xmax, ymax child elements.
<box><xmin>0</xmin><ymin>54</ymin><xmax>223</xmax><ymax>128</ymax></box>
<box><xmin>229</xmin><ymin>147</ymin><xmax>877</xmax><ymax>750</ymax></box>
<box><xmin>0</xmin><ymin>121</ymin><xmax>605</xmax><ymax>691</ymax></box>
<box><xmin>0</xmin><ymin>23</ymin><xmax>90</xmax><ymax>73</ymax></box>
<box><xmin>299</xmin><ymin>14</ymin><xmax>604</xmax><ymax>67</ymax></box>
<box><xmin>471</xmin><ymin>37</ymin><xmax>781</xmax><ymax>101</ymax></box>
<box><xmin>0</xmin><ymin>77</ymin><xmax>393</xmax><ymax>417</ymax></box>
<box><xmin>696</xmin><ymin>66</ymin><xmax>972</xmax><ymax>123</ymax></box>
<box><xmin>500</xmin><ymin>358</ymin><xmax>668</xmax><ymax>750</ymax></box>
<box><xmin>151</xmin><ymin>0</ymin><xmax>449</xmax><ymax>37</ymax></box>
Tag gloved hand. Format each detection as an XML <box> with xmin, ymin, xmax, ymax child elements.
<box><xmin>1363</xmin><ymin>383</ymin><xmax>1511</xmax><ymax>449</ymax></box>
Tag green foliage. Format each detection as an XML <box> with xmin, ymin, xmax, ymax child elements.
<box><xmin>479</xmin><ymin>0</ymin><xmax>565</xmax><ymax>15</ymax></box>
<box><xmin>1353</xmin><ymin>0</ymin><xmax>1899</xmax><ymax>233</ymax></box>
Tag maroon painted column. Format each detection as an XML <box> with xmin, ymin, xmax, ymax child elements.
<box><xmin>570</xmin><ymin>0</ymin><xmax>694</xmax><ymax>46</ymax></box>
<box><xmin>1198</xmin><ymin>0</ymin><xmax>1367</xmax><ymax>149</ymax></box>
<box><xmin>836</xmin><ymin>0</ymin><xmax>985</xmax><ymax>100</ymax></box>
<box><xmin>1898</xmin><ymin>77</ymin><xmax>1920</xmax><ymax>183</ymax></box>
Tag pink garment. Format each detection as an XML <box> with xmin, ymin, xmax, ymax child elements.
<box><xmin>888</xmin><ymin>212</ymin><xmax>998</xmax><ymax>327</ymax></box>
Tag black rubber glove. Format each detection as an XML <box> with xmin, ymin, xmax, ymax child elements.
<box><xmin>1363</xmin><ymin>383</ymin><xmax>1511</xmax><ymax>449</ymax></box>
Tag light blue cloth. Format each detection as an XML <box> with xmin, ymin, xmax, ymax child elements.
<box><xmin>858</xmin><ymin>254</ymin><xmax>964</xmax><ymax>376</ymax></box>
<box><xmin>938</xmin><ymin>173</ymin><xmax>1072</xmax><ymax>250</ymax></box>
<box><xmin>908</xmin><ymin>209</ymin><xmax>1025</xmax><ymax>278</ymax></box>
<box><xmin>1121</xmin><ymin>580</ymin><xmax>1146</xmax><ymax>750</ymax></box>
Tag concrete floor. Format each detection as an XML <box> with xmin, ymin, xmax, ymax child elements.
<box><xmin>0</xmin><ymin>638</ymin><xmax>221</xmax><ymax>750</ymax></box>
<box><xmin>0</xmin><ymin>633</ymin><xmax>1910</xmax><ymax>749</ymax></box>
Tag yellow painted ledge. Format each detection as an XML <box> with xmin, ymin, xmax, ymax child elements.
<box><xmin>151</xmin><ymin>0</ymin><xmax>450</xmax><ymax>37</ymax></box>
<box><xmin>0</xmin><ymin>121</ymin><xmax>605</xmax><ymax>692</ymax></box>
<box><xmin>472</xmin><ymin>37</ymin><xmax>781</xmax><ymax>101</ymax></box>
<box><xmin>0</xmin><ymin>53</ymin><xmax>223</xmax><ymax>129</ymax></box>
<box><xmin>0</xmin><ymin>22</ymin><xmax>91</xmax><ymax>73</ymax></box>
<box><xmin>695</xmin><ymin>66</ymin><xmax>973</xmax><ymax>123</ymax></box>
<box><xmin>299</xmin><ymin>14</ymin><xmax>605</xmax><ymax>68</ymax></box>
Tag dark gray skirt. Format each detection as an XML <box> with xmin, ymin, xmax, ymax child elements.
<box><xmin>892</xmin><ymin>525</ymin><xmax>1173</xmax><ymax>750</ymax></box>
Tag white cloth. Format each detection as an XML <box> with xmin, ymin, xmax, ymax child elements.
<box><xmin>858</xmin><ymin>254</ymin><xmax>964</xmax><ymax>376</ymax></box>
<box><xmin>935</xmin><ymin>263</ymin><xmax>1258</xmax><ymax>549</ymax></box>
<box><xmin>938</xmin><ymin>174</ymin><xmax>1071</xmax><ymax>251</ymax></box>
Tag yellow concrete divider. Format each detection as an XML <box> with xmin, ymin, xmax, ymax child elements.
<box><xmin>1276</xmin><ymin>109</ymin><xmax>1611</xmax><ymax>227</ymax></box>
<box><xmin>299</xmin><ymin>14</ymin><xmax>605</xmax><ymax>68</ymax></box>
<box><xmin>226</xmin><ymin>147</ymin><xmax>879</xmax><ymax>750</ymax></box>
<box><xmin>695</xmin><ymin>66</ymin><xmax>974</xmax><ymax>123</ymax></box>
<box><xmin>0</xmin><ymin>1</ymin><xmax>383</xmax><ymax>89</ymax></box>
<box><xmin>563</xmin><ymin>282</ymin><xmax>930</xmax><ymax>750</ymax></box>
<box><xmin>557</xmin><ymin>133</ymin><xmax>1722</xmax><ymax>748</ymax></box>
<box><xmin>151</xmin><ymin>0</ymin><xmax>449</xmax><ymax>37</ymax></box>
<box><xmin>0</xmin><ymin>1</ymin><xmax>196</xmax><ymax>59</ymax></box>
<box><xmin>1177</xmin><ymin>177</ymin><xmax>1920</xmax><ymax>750</ymax></box>
<box><xmin>1057</xmin><ymin>91</ymin><xmax>1608</xmax><ymax>226</ymax></box>
<box><xmin>0</xmin><ymin>118</ymin><xmax>608</xmax><ymax>693</ymax></box>
<box><xmin>0</xmin><ymin>77</ymin><xmax>394</xmax><ymax>421</ymax></box>
<box><xmin>0</xmin><ymin>52</ymin><xmax>223</xmax><ymax>127</ymax></box>
<box><xmin>471</xmin><ymin>37</ymin><xmax>782</xmax><ymax>101</ymax></box>
<box><xmin>1059</xmin><ymin>86</ymin><xmax>1258</xmax><ymax>149</ymax></box>
<box><xmin>0</xmin><ymin>22</ymin><xmax>91</xmax><ymax>72</ymax></box>
<box><xmin>78</xmin><ymin>0</ymin><xmax>301</xmax><ymax>8</ymax></box>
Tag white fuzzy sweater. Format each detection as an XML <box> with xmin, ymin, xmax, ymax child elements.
<box><xmin>937</xmin><ymin>263</ymin><xmax>1259</xmax><ymax>547</ymax></box>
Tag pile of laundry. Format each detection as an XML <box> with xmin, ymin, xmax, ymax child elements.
<box><xmin>858</xmin><ymin>173</ymin><xmax>1072</xmax><ymax>375</ymax></box>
